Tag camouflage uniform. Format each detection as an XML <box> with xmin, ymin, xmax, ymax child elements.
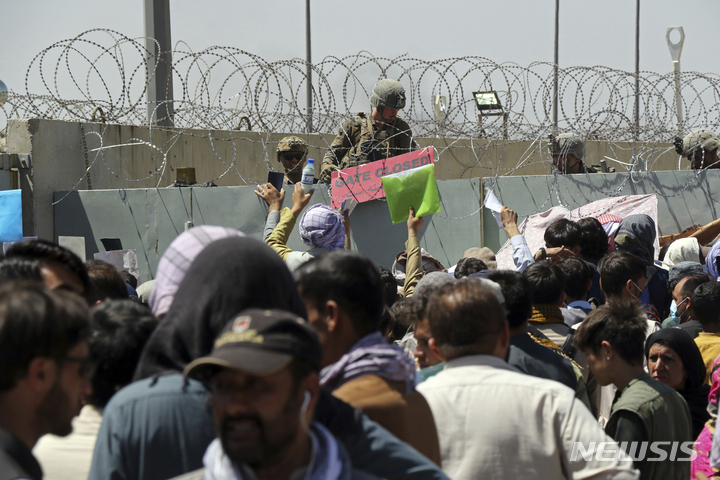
<box><xmin>549</xmin><ymin>132</ymin><xmax>599</xmax><ymax>174</ymax></box>
<box><xmin>319</xmin><ymin>113</ymin><xmax>416</xmax><ymax>183</ymax></box>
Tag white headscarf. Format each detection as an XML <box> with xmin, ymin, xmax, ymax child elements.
<box><xmin>662</xmin><ymin>237</ymin><xmax>701</xmax><ymax>270</ymax></box>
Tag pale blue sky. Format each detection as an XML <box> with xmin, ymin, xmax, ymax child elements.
<box><xmin>3</xmin><ymin>0</ymin><xmax>719</xmax><ymax>93</ymax></box>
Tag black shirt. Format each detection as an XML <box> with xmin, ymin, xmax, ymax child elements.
<box><xmin>677</xmin><ymin>319</ymin><xmax>703</xmax><ymax>339</ymax></box>
<box><xmin>508</xmin><ymin>333</ymin><xmax>577</xmax><ymax>390</ymax></box>
<box><xmin>0</xmin><ymin>428</ymin><xmax>42</xmax><ymax>480</ymax></box>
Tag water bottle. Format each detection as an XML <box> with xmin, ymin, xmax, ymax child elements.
<box><xmin>301</xmin><ymin>158</ymin><xmax>315</xmax><ymax>193</ymax></box>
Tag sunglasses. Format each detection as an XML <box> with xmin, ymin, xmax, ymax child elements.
<box><xmin>282</xmin><ymin>153</ymin><xmax>304</xmax><ymax>161</ymax></box>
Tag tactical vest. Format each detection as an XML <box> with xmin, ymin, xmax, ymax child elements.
<box><xmin>340</xmin><ymin>113</ymin><xmax>407</xmax><ymax>169</ymax></box>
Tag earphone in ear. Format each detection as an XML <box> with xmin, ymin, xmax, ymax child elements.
<box><xmin>301</xmin><ymin>390</ymin><xmax>311</xmax><ymax>414</ymax></box>
<box><xmin>299</xmin><ymin>390</ymin><xmax>312</xmax><ymax>434</ymax></box>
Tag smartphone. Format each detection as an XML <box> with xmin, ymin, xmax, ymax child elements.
<box><xmin>268</xmin><ymin>172</ymin><xmax>285</xmax><ymax>191</ymax></box>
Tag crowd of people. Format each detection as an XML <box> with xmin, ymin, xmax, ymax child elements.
<box><xmin>2</xmin><ymin>189</ymin><xmax>720</xmax><ymax>480</ymax></box>
<box><xmin>4</xmin><ymin>78</ymin><xmax>720</xmax><ymax>480</ymax></box>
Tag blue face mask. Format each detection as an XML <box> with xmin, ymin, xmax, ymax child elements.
<box><xmin>667</xmin><ymin>297</ymin><xmax>689</xmax><ymax>326</ymax></box>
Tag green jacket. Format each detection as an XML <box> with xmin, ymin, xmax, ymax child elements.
<box><xmin>320</xmin><ymin>113</ymin><xmax>416</xmax><ymax>183</ymax></box>
<box><xmin>605</xmin><ymin>373</ymin><xmax>691</xmax><ymax>480</ymax></box>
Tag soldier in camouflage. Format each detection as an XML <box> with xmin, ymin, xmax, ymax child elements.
<box><xmin>549</xmin><ymin>133</ymin><xmax>599</xmax><ymax>174</ymax></box>
<box><xmin>276</xmin><ymin>136</ymin><xmax>310</xmax><ymax>184</ymax></box>
<box><xmin>676</xmin><ymin>129</ymin><xmax>720</xmax><ymax>170</ymax></box>
<box><xmin>319</xmin><ymin>79</ymin><xmax>417</xmax><ymax>183</ymax></box>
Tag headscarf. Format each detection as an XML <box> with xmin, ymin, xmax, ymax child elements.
<box><xmin>136</xmin><ymin>279</ymin><xmax>155</xmax><ymax>305</ymax></box>
<box><xmin>614</xmin><ymin>214</ymin><xmax>657</xmax><ymax>266</ymax></box>
<box><xmin>149</xmin><ymin>226</ymin><xmax>245</xmax><ymax>318</ymax></box>
<box><xmin>391</xmin><ymin>248</ymin><xmax>445</xmax><ymax>285</ymax></box>
<box><xmin>299</xmin><ymin>204</ymin><xmax>345</xmax><ymax>251</ymax></box>
<box><xmin>662</xmin><ymin>238</ymin><xmax>702</xmax><ymax>270</ymax></box>
<box><xmin>705</xmin><ymin>241</ymin><xmax>720</xmax><ymax>279</ymax></box>
<box><xmin>134</xmin><ymin>236</ymin><xmax>307</xmax><ymax>380</ymax></box>
<box><xmin>598</xmin><ymin>213</ymin><xmax>622</xmax><ymax>253</ymax></box>
<box><xmin>645</xmin><ymin>328</ymin><xmax>710</xmax><ymax>438</ymax></box>
<box><xmin>320</xmin><ymin>331</ymin><xmax>417</xmax><ymax>394</ymax></box>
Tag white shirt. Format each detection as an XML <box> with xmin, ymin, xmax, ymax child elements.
<box><xmin>417</xmin><ymin>355</ymin><xmax>638</xmax><ymax>480</ymax></box>
<box><xmin>33</xmin><ymin>405</ymin><xmax>103</xmax><ymax>480</ymax></box>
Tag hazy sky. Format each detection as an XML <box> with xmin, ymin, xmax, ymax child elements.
<box><xmin>2</xmin><ymin>0</ymin><xmax>719</xmax><ymax>117</ymax></box>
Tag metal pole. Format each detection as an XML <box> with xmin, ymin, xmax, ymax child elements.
<box><xmin>144</xmin><ymin>0</ymin><xmax>174</xmax><ymax>126</ymax></box>
<box><xmin>306</xmin><ymin>0</ymin><xmax>313</xmax><ymax>133</ymax></box>
<box><xmin>552</xmin><ymin>0</ymin><xmax>559</xmax><ymax>134</ymax></box>
<box><xmin>666</xmin><ymin>27</ymin><xmax>685</xmax><ymax>138</ymax></box>
<box><xmin>634</xmin><ymin>0</ymin><xmax>640</xmax><ymax>141</ymax></box>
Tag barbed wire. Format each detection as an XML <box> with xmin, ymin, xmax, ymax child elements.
<box><xmin>3</xmin><ymin>28</ymin><xmax>720</xmax><ymax>141</ymax></box>
<box><xmin>2</xmin><ymin>29</ymin><xmax>720</xmax><ymax>219</ymax></box>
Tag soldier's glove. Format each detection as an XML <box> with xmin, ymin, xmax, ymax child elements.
<box><xmin>673</xmin><ymin>137</ymin><xmax>684</xmax><ymax>155</ymax></box>
<box><xmin>319</xmin><ymin>164</ymin><xmax>339</xmax><ymax>184</ymax></box>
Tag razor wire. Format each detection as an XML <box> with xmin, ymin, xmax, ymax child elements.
<box><xmin>2</xmin><ymin>28</ymin><xmax>720</xmax><ymax>216</ymax></box>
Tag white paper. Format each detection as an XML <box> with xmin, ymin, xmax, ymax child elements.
<box><xmin>341</xmin><ymin>198</ymin><xmax>358</xmax><ymax>215</ymax></box>
<box><xmin>483</xmin><ymin>189</ymin><xmax>505</xmax><ymax>230</ymax></box>
<box><xmin>58</xmin><ymin>236</ymin><xmax>86</xmax><ymax>261</ymax></box>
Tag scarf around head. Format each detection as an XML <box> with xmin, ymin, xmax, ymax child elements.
<box><xmin>614</xmin><ymin>214</ymin><xmax>657</xmax><ymax>266</ymax></box>
<box><xmin>320</xmin><ymin>331</ymin><xmax>417</xmax><ymax>393</ymax></box>
<box><xmin>202</xmin><ymin>422</ymin><xmax>352</xmax><ymax>480</ymax></box>
<box><xmin>149</xmin><ymin>225</ymin><xmax>245</xmax><ymax>318</ymax></box>
<box><xmin>645</xmin><ymin>328</ymin><xmax>710</xmax><ymax>438</ymax></box>
<box><xmin>134</xmin><ymin>236</ymin><xmax>307</xmax><ymax>380</ymax></box>
<box><xmin>299</xmin><ymin>204</ymin><xmax>345</xmax><ymax>251</ymax></box>
<box><xmin>706</xmin><ymin>241</ymin><xmax>720</xmax><ymax>279</ymax></box>
<box><xmin>662</xmin><ymin>238</ymin><xmax>702</xmax><ymax>270</ymax></box>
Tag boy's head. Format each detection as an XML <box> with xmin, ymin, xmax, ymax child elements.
<box><xmin>573</xmin><ymin>299</ymin><xmax>647</xmax><ymax>386</ymax></box>
<box><xmin>544</xmin><ymin>218</ymin><xmax>582</xmax><ymax>254</ymax></box>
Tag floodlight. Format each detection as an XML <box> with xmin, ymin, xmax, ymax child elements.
<box><xmin>473</xmin><ymin>91</ymin><xmax>502</xmax><ymax>111</ymax></box>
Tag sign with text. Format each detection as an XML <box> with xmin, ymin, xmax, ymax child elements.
<box><xmin>330</xmin><ymin>148</ymin><xmax>435</xmax><ymax>209</ymax></box>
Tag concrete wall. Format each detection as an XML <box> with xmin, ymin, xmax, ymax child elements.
<box><xmin>7</xmin><ymin>118</ymin><xmax>682</xmax><ymax>241</ymax></box>
<box><xmin>54</xmin><ymin>179</ymin><xmax>482</xmax><ymax>283</ymax></box>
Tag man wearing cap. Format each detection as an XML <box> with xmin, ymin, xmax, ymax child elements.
<box><xmin>319</xmin><ymin>79</ymin><xmax>417</xmax><ymax>183</ymax></box>
<box><xmin>276</xmin><ymin>136</ymin><xmax>312</xmax><ymax>185</ymax></box>
<box><xmin>677</xmin><ymin>129</ymin><xmax>720</xmax><ymax>170</ymax></box>
<box><xmin>549</xmin><ymin>132</ymin><xmax>598</xmax><ymax>174</ymax></box>
<box><xmin>185</xmin><ymin>308</ymin><xmax>379</xmax><ymax>480</ymax></box>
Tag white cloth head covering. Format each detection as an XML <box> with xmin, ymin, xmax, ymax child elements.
<box><xmin>662</xmin><ymin>237</ymin><xmax>701</xmax><ymax>270</ymax></box>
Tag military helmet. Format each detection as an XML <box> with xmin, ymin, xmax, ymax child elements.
<box><xmin>276</xmin><ymin>136</ymin><xmax>308</xmax><ymax>155</ymax></box>
<box><xmin>369</xmin><ymin>79</ymin><xmax>407</xmax><ymax>110</ymax></box>
<box><xmin>549</xmin><ymin>132</ymin><xmax>585</xmax><ymax>159</ymax></box>
<box><xmin>680</xmin><ymin>129</ymin><xmax>720</xmax><ymax>158</ymax></box>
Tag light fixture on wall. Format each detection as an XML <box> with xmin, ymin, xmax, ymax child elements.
<box><xmin>473</xmin><ymin>91</ymin><xmax>508</xmax><ymax>139</ymax></box>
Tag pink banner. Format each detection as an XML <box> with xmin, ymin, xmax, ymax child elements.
<box><xmin>330</xmin><ymin>148</ymin><xmax>435</xmax><ymax>209</ymax></box>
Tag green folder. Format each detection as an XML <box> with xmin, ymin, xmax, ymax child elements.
<box><xmin>381</xmin><ymin>164</ymin><xmax>441</xmax><ymax>224</ymax></box>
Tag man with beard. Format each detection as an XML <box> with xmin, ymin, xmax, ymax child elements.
<box><xmin>185</xmin><ymin>308</ymin><xmax>379</xmax><ymax>480</ymax></box>
<box><xmin>319</xmin><ymin>79</ymin><xmax>416</xmax><ymax>183</ymax></box>
<box><xmin>0</xmin><ymin>282</ymin><xmax>92</xmax><ymax>480</ymax></box>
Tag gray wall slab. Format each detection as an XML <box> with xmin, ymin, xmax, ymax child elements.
<box><xmin>482</xmin><ymin>170</ymin><xmax>720</xmax><ymax>253</ymax></box>
<box><xmin>54</xmin><ymin>178</ymin><xmax>482</xmax><ymax>282</ymax></box>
